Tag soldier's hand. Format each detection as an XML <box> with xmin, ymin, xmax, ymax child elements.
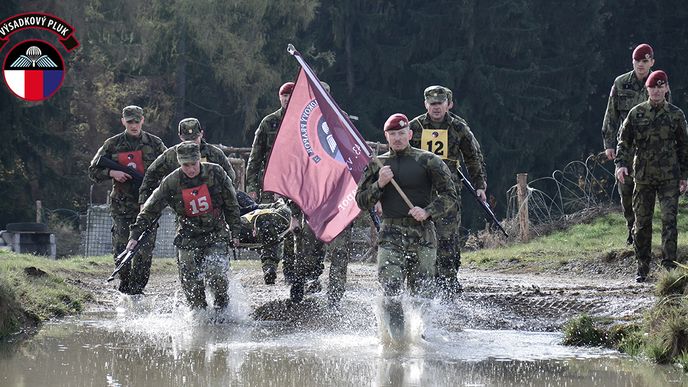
<box><xmin>248</xmin><ymin>191</ymin><xmax>257</xmax><ymax>200</ymax></box>
<box><xmin>374</xmin><ymin>201</ymin><xmax>382</xmax><ymax>215</ymax></box>
<box><xmin>681</xmin><ymin>180</ymin><xmax>688</xmax><ymax>194</ymax></box>
<box><xmin>377</xmin><ymin>166</ymin><xmax>394</xmax><ymax>188</ymax></box>
<box><xmin>110</xmin><ymin>170</ymin><xmax>132</xmax><ymax>183</ymax></box>
<box><xmin>232</xmin><ymin>238</ymin><xmax>240</xmax><ymax>248</ymax></box>
<box><xmin>409</xmin><ymin>206</ymin><xmax>429</xmax><ymax>222</ymax></box>
<box><xmin>605</xmin><ymin>148</ymin><xmax>616</xmax><ymax>160</ymax></box>
<box><xmin>476</xmin><ymin>189</ymin><xmax>487</xmax><ymax>202</ymax></box>
<box><xmin>615</xmin><ymin>167</ymin><xmax>628</xmax><ymax>184</ymax></box>
<box><xmin>126</xmin><ymin>239</ymin><xmax>138</xmax><ymax>251</ymax></box>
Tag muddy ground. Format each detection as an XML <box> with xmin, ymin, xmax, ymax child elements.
<box><xmin>76</xmin><ymin>247</ymin><xmax>656</xmax><ymax>333</ymax></box>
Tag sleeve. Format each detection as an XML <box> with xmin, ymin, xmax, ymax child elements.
<box><xmin>355</xmin><ymin>159</ymin><xmax>383</xmax><ymax>210</ymax></box>
<box><xmin>219</xmin><ymin>169</ymin><xmax>242</xmax><ymax>237</ymax></box>
<box><xmin>458</xmin><ymin>125</ymin><xmax>487</xmax><ymax>190</ymax></box>
<box><xmin>602</xmin><ymin>84</ymin><xmax>620</xmax><ymax>150</ymax></box>
<box><xmin>423</xmin><ymin>155</ymin><xmax>458</xmax><ymax>219</ymax></box>
<box><xmin>88</xmin><ymin>140</ymin><xmax>113</xmax><ymax>183</ymax></box>
<box><xmin>614</xmin><ymin>115</ymin><xmax>634</xmax><ymax>169</ymax></box>
<box><xmin>138</xmin><ymin>151</ymin><xmax>170</xmax><ymax>204</ymax></box>
<box><xmin>675</xmin><ymin>112</ymin><xmax>688</xmax><ymax>180</ymax></box>
<box><xmin>245</xmin><ymin>121</ymin><xmax>267</xmax><ymax>193</ymax></box>
<box><xmin>129</xmin><ymin>178</ymin><xmax>170</xmax><ymax>240</ymax></box>
<box><xmin>214</xmin><ymin>147</ymin><xmax>237</xmax><ymax>185</ymax></box>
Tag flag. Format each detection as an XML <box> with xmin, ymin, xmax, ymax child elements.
<box><xmin>263</xmin><ymin>45</ymin><xmax>373</xmax><ymax>242</ymax></box>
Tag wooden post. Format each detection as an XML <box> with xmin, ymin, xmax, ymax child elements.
<box><xmin>36</xmin><ymin>200</ymin><xmax>42</xmax><ymax>223</ymax></box>
<box><xmin>517</xmin><ymin>173</ymin><xmax>529</xmax><ymax>241</ymax></box>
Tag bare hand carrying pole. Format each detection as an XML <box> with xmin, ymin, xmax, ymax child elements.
<box><xmin>457</xmin><ymin>169</ymin><xmax>508</xmax><ymax>237</ymax></box>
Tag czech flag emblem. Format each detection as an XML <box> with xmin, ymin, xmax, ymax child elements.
<box><xmin>3</xmin><ymin>40</ymin><xmax>64</xmax><ymax>102</ymax></box>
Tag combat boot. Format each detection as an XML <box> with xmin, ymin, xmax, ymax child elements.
<box><xmin>263</xmin><ymin>266</ymin><xmax>277</xmax><ymax>285</ymax></box>
<box><xmin>383</xmin><ymin>299</ymin><xmax>405</xmax><ymax>342</ymax></box>
<box><xmin>290</xmin><ymin>281</ymin><xmax>305</xmax><ymax>303</ymax></box>
<box><xmin>304</xmin><ymin>279</ymin><xmax>322</xmax><ymax>294</ymax></box>
<box><xmin>636</xmin><ymin>261</ymin><xmax>650</xmax><ymax>283</ymax></box>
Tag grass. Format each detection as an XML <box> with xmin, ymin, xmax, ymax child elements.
<box><xmin>464</xmin><ymin>202</ymin><xmax>688</xmax><ymax>272</ymax></box>
<box><xmin>0</xmin><ymin>250</ymin><xmax>178</xmax><ymax>339</ymax></box>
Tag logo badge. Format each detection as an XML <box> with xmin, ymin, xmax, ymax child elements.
<box><xmin>3</xmin><ymin>40</ymin><xmax>64</xmax><ymax>101</ymax></box>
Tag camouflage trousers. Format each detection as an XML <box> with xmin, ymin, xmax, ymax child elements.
<box><xmin>377</xmin><ymin>219</ymin><xmax>437</xmax><ymax>298</ymax></box>
<box><xmin>618</xmin><ymin>174</ymin><xmax>635</xmax><ymax>231</ymax></box>
<box><xmin>112</xmin><ymin>216</ymin><xmax>157</xmax><ymax>294</ymax></box>
<box><xmin>327</xmin><ymin>225</ymin><xmax>353</xmax><ymax>304</ymax></box>
<box><xmin>435</xmin><ymin>201</ymin><xmax>462</xmax><ymax>292</ymax></box>
<box><xmin>633</xmin><ymin>180</ymin><xmax>680</xmax><ymax>275</ymax></box>
<box><xmin>177</xmin><ymin>242</ymin><xmax>230</xmax><ymax>309</ymax></box>
<box><xmin>293</xmin><ymin>221</ymin><xmax>325</xmax><ymax>283</ymax></box>
<box><xmin>259</xmin><ymin>193</ymin><xmax>296</xmax><ymax>281</ymax></box>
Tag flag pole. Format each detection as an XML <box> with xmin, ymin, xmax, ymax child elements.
<box><xmin>287</xmin><ymin>44</ymin><xmax>415</xmax><ymax>210</ymax></box>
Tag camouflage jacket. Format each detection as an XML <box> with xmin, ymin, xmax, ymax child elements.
<box><xmin>616</xmin><ymin>100</ymin><xmax>688</xmax><ymax>184</ymax></box>
<box><xmin>138</xmin><ymin>140</ymin><xmax>236</xmax><ymax>204</ymax></box>
<box><xmin>409</xmin><ymin>112</ymin><xmax>486</xmax><ymax>190</ymax></box>
<box><xmin>602</xmin><ymin>70</ymin><xmax>650</xmax><ymax>150</ymax></box>
<box><xmin>246</xmin><ymin>108</ymin><xmax>284</xmax><ymax>194</ymax></box>
<box><xmin>356</xmin><ymin>146</ymin><xmax>457</xmax><ymax>220</ymax></box>
<box><xmin>88</xmin><ymin>130</ymin><xmax>167</xmax><ymax>217</ymax></box>
<box><xmin>130</xmin><ymin>163</ymin><xmax>241</xmax><ymax>249</ymax></box>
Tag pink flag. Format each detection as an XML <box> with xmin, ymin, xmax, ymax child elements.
<box><xmin>263</xmin><ymin>45</ymin><xmax>373</xmax><ymax>242</ymax></box>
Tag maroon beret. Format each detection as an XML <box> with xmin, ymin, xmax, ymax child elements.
<box><xmin>279</xmin><ymin>82</ymin><xmax>295</xmax><ymax>95</ymax></box>
<box><xmin>633</xmin><ymin>44</ymin><xmax>654</xmax><ymax>61</ymax></box>
<box><xmin>384</xmin><ymin>113</ymin><xmax>410</xmax><ymax>132</ymax></box>
<box><xmin>645</xmin><ymin>70</ymin><xmax>668</xmax><ymax>87</ymax></box>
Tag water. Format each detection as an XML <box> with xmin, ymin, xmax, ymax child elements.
<box><xmin>1</xmin><ymin>292</ymin><xmax>685</xmax><ymax>387</ymax></box>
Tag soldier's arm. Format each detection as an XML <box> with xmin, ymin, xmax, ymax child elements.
<box><xmin>614</xmin><ymin>116</ymin><xmax>634</xmax><ymax>169</ymax></box>
<box><xmin>355</xmin><ymin>160</ymin><xmax>383</xmax><ymax>210</ymax></box>
<box><xmin>246</xmin><ymin>122</ymin><xmax>267</xmax><ymax>193</ymax></box>
<box><xmin>424</xmin><ymin>155</ymin><xmax>458</xmax><ymax>219</ymax></box>
<box><xmin>129</xmin><ymin>177</ymin><xmax>170</xmax><ymax>240</ymax></box>
<box><xmin>458</xmin><ymin>125</ymin><xmax>486</xmax><ymax>190</ymax></box>
<box><xmin>88</xmin><ymin>140</ymin><xmax>113</xmax><ymax>183</ymax></box>
<box><xmin>602</xmin><ymin>84</ymin><xmax>620</xmax><ymax>150</ymax></box>
<box><xmin>219</xmin><ymin>168</ymin><xmax>242</xmax><ymax>237</ymax></box>
<box><xmin>212</xmin><ymin>146</ymin><xmax>237</xmax><ymax>184</ymax></box>
<box><xmin>675</xmin><ymin>112</ymin><xmax>688</xmax><ymax>179</ymax></box>
<box><xmin>138</xmin><ymin>150</ymin><xmax>170</xmax><ymax>205</ymax></box>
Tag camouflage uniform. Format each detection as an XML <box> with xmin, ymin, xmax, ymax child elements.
<box><xmin>326</xmin><ymin>224</ymin><xmax>353</xmax><ymax>305</ymax></box>
<box><xmin>409</xmin><ymin>102</ymin><xmax>485</xmax><ymax>295</ymax></box>
<box><xmin>602</xmin><ymin>70</ymin><xmax>650</xmax><ymax>236</ymax></box>
<box><xmin>356</xmin><ymin>146</ymin><xmax>458</xmax><ymax>299</ymax></box>
<box><xmin>88</xmin><ymin>108</ymin><xmax>166</xmax><ymax>294</ymax></box>
<box><xmin>246</xmin><ymin>107</ymin><xmax>296</xmax><ymax>282</ymax></box>
<box><xmin>616</xmin><ymin>100</ymin><xmax>688</xmax><ymax>278</ymax></box>
<box><xmin>130</xmin><ymin>154</ymin><xmax>241</xmax><ymax>309</ymax></box>
<box><xmin>139</xmin><ymin>140</ymin><xmax>236</xmax><ymax>204</ymax></box>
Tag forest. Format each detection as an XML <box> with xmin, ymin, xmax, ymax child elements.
<box><xmin>1</xmin><ymin>0</ymin><xmax>686</xmax><ymax>230</ymax></box>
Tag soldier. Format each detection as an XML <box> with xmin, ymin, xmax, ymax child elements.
<box><xmin>246</xmin><ymin>82</ymin><xmax>296</xmax><ymax>285</ymax></box>
<box><xmin>127</xmin><ymin>142</ymin><xmax>241</xmax><ymax>309</ymax></box>
<box><xmin>356</xmin><ymin>113</ymin><xmax>457</xmax><ymax>337</ymax></box>
<box><xmin>603</xmin><ymin>43</ymin><xmax>658</xmax><ymax>245</ymax></box>
<box><xmin>615</xmin><ymin>70</ymin><xmax>688</xmax><ymax>282</ymax></box>
<box><xmin>139</xmin><ymin>117</ymin><xmax>236</xmax><ymax>206</ymax></box>
<box><xmin>409</xmin><ymin>85</ymin><xmax>486</xmax><ymax>299</ymax></box>
<box><xmin>88</xmin><ymin>105</ymin><xmax>167</xmax><ymax>295</ymax></box>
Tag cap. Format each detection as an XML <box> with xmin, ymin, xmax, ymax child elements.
<box><xmin>384</xmin><ymin>113</ymin><xmax>410</xmax><ymax>132</ymax></box>
<box><xmin>424</xmin><ymin>85</ymin><xmax>449</xmax><ymax>103</ymax></box>
<box><xmin>645</xmin><ymin>70</ymin><xmax>668</xmax><ymax>87</ymax></box>
<box><xmin>279</xmin><ymin>82</ymin><xmax>295</xmax><ymax>95</ymax></box>
<box><xmin>176</xmin><ymin>141</ymin><xmax>201</xmax><ymax>164</ymax></box>
<box><xmin>633</xmin><ymin>44</ymin><xmax>654</xmax><ymax>61</ymax></box>
<box><xmin>122</xmin><ymin>105</ymin><xmax>143</xmax><ymax>121</ymax></box>
<box><xmin>178</xmin><ymin>118</ymin><xmax>202</xmax><ymax>140</ymax></box>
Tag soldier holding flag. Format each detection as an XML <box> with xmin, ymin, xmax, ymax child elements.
<box><xmin>356</xmin><ymin>113</ymin><xmax>457</xmax><ymax>338</ymax></box>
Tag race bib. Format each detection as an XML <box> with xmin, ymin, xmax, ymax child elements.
<box><xmin>182</xmin><ymin>184</ymin><xmax>213</xmax><ymax>217</ymax></box>
<box><xmin>420</xmin><ymin>128</ymin><xmax>448</xmax><ymax>159</ymax></box>
<box><xmin>117</xmin><ymin>150</ymin><xmax>144</xmax><ymax>174</ymax></box>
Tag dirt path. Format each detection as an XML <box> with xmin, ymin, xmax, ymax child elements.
<box><xmin>79</xmin><ymin>252</ymin><xmax>655</xmax><ymax>332</ymax></box>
